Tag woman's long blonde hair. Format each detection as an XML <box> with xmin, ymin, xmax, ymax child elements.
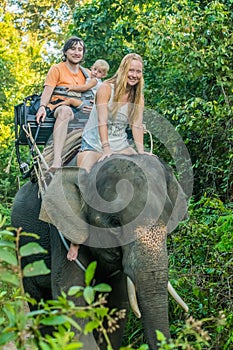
<box><xmin>105</xmin><ymin>53</ymin><xmax>144</xmax><ymax>124</ymax></box>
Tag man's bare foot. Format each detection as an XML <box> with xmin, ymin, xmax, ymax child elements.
<box><xmin>67</xmin><ymin>244</ymin><xmax>80</xmax><ymax>261</ymax></box>
<box><xmin>48</xmin><ymin>158</ymin><xmax>62</xmax><ymax>172</ymax></box>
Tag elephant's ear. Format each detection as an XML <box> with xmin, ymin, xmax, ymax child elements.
<box><xmin>165</xmin><ymin>170</ymin><xmax>188</xmax><ymax>233</ymax></box>
<box><xmin>39</xmin><ymin>167</ymin><xmax>89</xmax><ymax>244</ymax></box>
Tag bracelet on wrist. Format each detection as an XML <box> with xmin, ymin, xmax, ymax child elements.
<box><xmin>102</xmin><ymin>142</ymin><xmax>110</xmax><ymax>148</ymax></box>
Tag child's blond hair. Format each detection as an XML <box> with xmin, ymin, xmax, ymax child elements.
<box><xmin>92</xmin><ymin>59</ymin><xmax>110</xmax><ymax>77</ymax></box>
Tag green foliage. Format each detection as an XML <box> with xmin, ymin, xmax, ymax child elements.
<box><xmin>72</xmin><ymin>0</ymin><xmax>153</xmax><ymax>73</ymax></box>
<box><xmin>1</xmin><ymin>192</ymin><xmax>233</xmax><ymax>348</ymax></box>
<box><xmin>6</xmin><ymin>0</ymin><xmax>76</xmax><ymax>43</ymax></box>
<box><xmin>0</xmin><ymin>9</ymin><xmax>52</xmax><ymax>208</ymax></box>
<box><xmin>0</xmin><ymin>0</ymin><xmax>233</xmax><ymax>348</ymax></box>
<box><xmin>1</xmin><ymin>0</ymin><xmax>232</xmax><ymax>201</ymax></box>
<box><xmin>140</xmin><ymin>0</ymin><xmax>233</xmax><ymax>200</ymax></box>
<box><xmin>168</xmin><ymin>195</ymin><xmax>233</xmax><ymax>349</ymax></box>
<box><xmin>0</xmin><ymin>220</ymin><xmax>128</xmax><ymax>349</ymax></box>
<box><xmin>72</xmin><ymin>0</ymin><xmax>233</xmax><ymax>200</ymax></box>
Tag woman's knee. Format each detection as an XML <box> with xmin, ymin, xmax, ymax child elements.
<box><xmin>119</xmin><ymin>147</ymin><xmax>137</xmax><ymax>155</ymax></box>
<box><xmin>77</xmin><ymin>151</ymin><xmax>101</xmax><ymax>171</ymax></box>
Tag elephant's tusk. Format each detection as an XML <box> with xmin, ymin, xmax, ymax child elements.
<box><xmin>127</xmin><ymin>278</ymin><xmax>188</xmax><ymax>318</ymax></box>
<box><xmin>167</xmin><ymin>281</ymin><xmax>189</xmax><ymax>313</ymax></box>
<box><xmin>127</xmin><ymin>276</ymin><xmax>141</xmax><ymax>319</ymax></box>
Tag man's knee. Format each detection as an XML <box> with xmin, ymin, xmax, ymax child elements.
<box><xmin>55</xmin><ymin>106</ymin><xmax>74</xmax><ymax>121</ymax></box>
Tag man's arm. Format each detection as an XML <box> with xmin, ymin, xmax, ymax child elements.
<box><xmin>36</xmin><ymin>85</ymin><xmax>54</xmax><ymax>123</ymax></box>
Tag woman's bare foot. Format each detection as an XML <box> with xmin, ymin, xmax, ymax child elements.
<box><xmin>67</xmin><ymin>244</ymin><xmax>80</xmax><ymax>261</ymax></box>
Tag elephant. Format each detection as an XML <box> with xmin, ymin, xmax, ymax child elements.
<box><xmin>11</xmin><ymin>153</ymin><xmax>188</xmax><ymax>350</ymax></box>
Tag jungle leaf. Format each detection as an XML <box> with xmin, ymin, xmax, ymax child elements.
<box><xmin>0</xmin><ymin>316</ymin><xmax>5</xmax><ymax>325</ymax></box>
<box><xmin>0</xmin><ymin>332</ymin><xmax>17</xmax><ymax>345</ymax></box>
<box><xmin>0</xmin><ymin>247</ymin><xmax>17</xmax><ymax>265</ymax></box>
<box><xmin>138</xmin><ymin>345</ymin><xmax>149</xmax><ymax>350</ymax></box>
<box><xmin>0</xmin><ymin>230</ymin><xmax>14</xmax><ymax>237</ymax></box>
<box><xmin>19</xmin><ymin>242</ymin><xmax>47</xmax><ymax>256</ymax></box>
<box><xmin>84</xmin><ymin>320</ymin><xmax>99</xmax><ymax>334</ymax></box>
<box><xmin>0</xmin><ymin>214</ymin><xmax>6</xmax><ymax>228</ymax></box>
<box><xmin>37</xmin><ymin>340</ymin><xmax>51</xmax><ymax>350</ymax></box>
<box><xmin>93</xmin><ymin>283</ymin><xmax>112</xmax><ymax>293</ymax></box>
<box><xmin>63</xmin><ymin>343</ymin><xmax>83</xmax><ymax>349</ymax></box>
<box><xmin>156</xmin><ymin>330</ymin><xmax>166</xmax><ymax>341</ymax></box>
<box><xmin>64</xmin><ymin>316</ymin><xmax>82</xmax><ymax>332</ymax></box>
<box><xmin>83</xmin><ymin>286</ymin><xmax>95</xmax><ymax>305</ymax></box>
<box><xmin>0</xmin><ymin>240</ymin><xmax>15</xmax><ymax>249</ymax></box>
<box><xmin>28</xmin><ymin>309</ymin><xmax>49</xmax><ymax>317</ymax></box>
<box><xmin>85</xmin><ymin>261</ymin><xmax>97</xmax><ymax>286</ymax></box>
<box><xmin>40</xmin><ymin>315</ymin><xmax>67</xmax><ymax>325</ymax></box>
<box><xmin>0</xmin><ymin>271</ymin><xmax>19</xmax><ymax>286</ymax></box>
<box><xmin>23</xmin><ymin>260</ymin><xmax>50</xmax><ymax>277</ymax></box>
<box><xmin>94</xmin><ymin>307</ymin><xmax>109</xmax><ymax>318</ymax></box>
<box><xmin>0</xmin><ymin>290</ymin><xmax>7</xmax><ymax>298</ymax></box>
<box><xmin>68</xmin><ymin>286</ymin><xmax>84</xmax><ymax>296</ymax></box>
<box><xmin>74</xmin><ymin>310</ymin><xmax>89</xmax><ymax>318</ymax></box>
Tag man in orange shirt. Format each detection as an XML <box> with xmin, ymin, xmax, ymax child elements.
<box><xmin>36</xmin><ymin>36</ymin><xmax>92</xmax><ymax>170</ymax></box>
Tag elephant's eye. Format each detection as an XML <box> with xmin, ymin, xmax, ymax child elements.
<box><xmin>109</xmin><ymin>216</ymin><xmax>121</xmax><ymax>227</ymax></box>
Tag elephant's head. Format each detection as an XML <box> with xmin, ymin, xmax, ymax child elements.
<box><xmin>83</xmin><ymin>155</ymin><xmax>188</xmax><ymax>347</ymax></box>
<box><xmin>39</xmin><ymin>154</ymin><xmax>188</xmax><ymax>349</ymax></box>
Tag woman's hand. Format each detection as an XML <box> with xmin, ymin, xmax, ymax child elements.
<box><xmin>98</xmin><ymin>147</ymin><xmax>113</xmax><ymax>162</ymax></box>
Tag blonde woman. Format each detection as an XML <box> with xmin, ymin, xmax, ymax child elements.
<box><xmin>77</xmin><ymin>53</ymin><xmax>145</xmax><ymax>172</ymax></box>
<box><xmin>67</xmin><ymin>53</ymin><xmax>146</xmax><ymax>261</ymax></box>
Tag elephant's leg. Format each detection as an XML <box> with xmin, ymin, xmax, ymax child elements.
<box><xmin>50</xmin><ymin>229</ymin><xmax>99</xmax><ymax>349</ymax></box>
<box><xmin>11</xmin><ymin>182</ymin><xmax>52</xmax><ymax>305</ymax></box>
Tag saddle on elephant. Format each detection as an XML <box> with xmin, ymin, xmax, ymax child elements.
<box><xmin>32</xmin><ymin>128</ymin><xmax>83</xmax><ymax>194</ymax></box>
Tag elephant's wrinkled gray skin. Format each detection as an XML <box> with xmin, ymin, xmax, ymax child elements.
<box><xmin>11</xmin><ymin>154</ymin><xmax>187</xmax><ymax>350</ymax></box>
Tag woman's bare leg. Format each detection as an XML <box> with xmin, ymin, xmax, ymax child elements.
<box><xmin>118</xmin><ymin>147</ymin><xmax>137</xmax><ymax>155</ymax></box>
<box><xmin>77</xmin><ymin>150</ymin><xmax>102</xmax><ymax>173</ymax></box>
<box><xmin>77</xmin><ymin>147</ymin><xmax>136</xmax><ymax>174</ymax></box>
<box><xmin>50</xmin><ymin>106</ymin><xmax>74</xmax><ymax>171</ymax></box>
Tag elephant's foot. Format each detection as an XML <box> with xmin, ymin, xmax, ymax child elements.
<box><xmin>67</xmin><ymin>243</ymin><xmax>80</xmax><ymax>261</ymax></box>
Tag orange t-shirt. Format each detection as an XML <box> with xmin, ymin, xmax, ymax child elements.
<box><xmin>44</xmin><ymin>62</ymin><xmax>90</xmax><ymax>101</ymax></box>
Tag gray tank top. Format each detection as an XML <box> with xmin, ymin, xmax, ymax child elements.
<box><xmin>82</xmin><ymin>84</ymin><xmax>130</xmax><ymax>152</ymax></box>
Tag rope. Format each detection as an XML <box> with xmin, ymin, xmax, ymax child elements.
<box><xmin>143</xmin><ymin>124</ymin><xmax>154</xmax><ymax>154</ymax></box>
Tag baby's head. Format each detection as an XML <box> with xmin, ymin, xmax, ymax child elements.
<box><xmin>91</xmin><ymin>59</ymin><xmax>110</xmax><ymax>79</ymax></box>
